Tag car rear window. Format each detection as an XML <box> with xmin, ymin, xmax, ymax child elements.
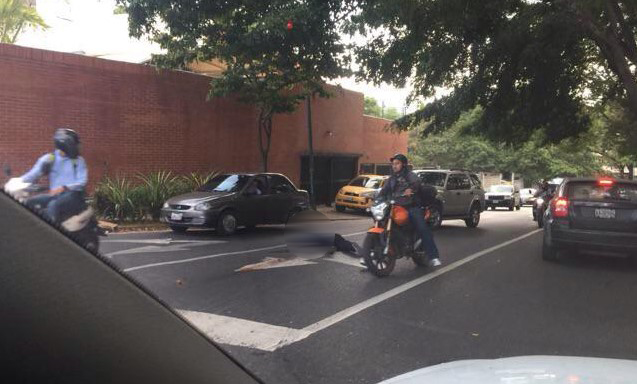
<box><xmin>567</xmin><ymin>181</ymin><xmax>637</xmax><ymax>203</ymax></box>
<box><xmin>419</xmin><ymin>172</ymin><xmax>447</xmax><ymax>187</ymax></box>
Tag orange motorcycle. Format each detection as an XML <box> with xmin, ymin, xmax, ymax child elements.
<box><xmin>362</xmin><ymin>198</ymin><xmax>431</xmax><ymax>277</ymax></box>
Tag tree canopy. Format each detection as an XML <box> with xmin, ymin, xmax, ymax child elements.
<box><xmin>364</xmin><ymin>96</ymin><xmax>401</xmax><ymax>119</ymax></box>
<box><xmin>119</xmin><ymin>0</ymin><xmax>353</xmax><ymax>171</ymax></box>
<box><xmin>0</xmin><ymin>0</ymin><xmax>48</xmax><ymax>43</ymax></box>
<box><xmin>348</xmin><ymin>0</ymin><xmax>637</xmax><ymax>144</ymax></box>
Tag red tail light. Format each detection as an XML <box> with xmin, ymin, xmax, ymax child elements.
<box><xmin>598</xmin><ymin>178</ymin><xmax>614</xmax><ymax>186</ymax></box>
<box><xmin>552</xmin><ymin>197</ymin><xmax>569</xmax><ymax>218</ymax></box>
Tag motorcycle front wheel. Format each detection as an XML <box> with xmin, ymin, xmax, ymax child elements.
<box><xmin>362</xmin><ymin>233</ymin><xmax>395</xmax><ymax>277</ymax></box>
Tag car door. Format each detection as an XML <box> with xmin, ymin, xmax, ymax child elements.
<box><xmin>444</xmin><ymin>174</ymin><xmax>462</xmax><ymax>215</ymax></box>
<box><xmin>266</xmin><ymin>175</ymin><xmax>297</xmax><ymax>223</ymax></box>
<box><xmin>446</xmin><ymin>174</ymin><xmax>472</xmax><ymax>215</ymax></box>
<box><xmin>237</xmin><ymin>175</ymin><xmax>270</xmax><ymax>226</ymax></box>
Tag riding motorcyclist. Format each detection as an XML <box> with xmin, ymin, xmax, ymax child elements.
<box><xmin>377</xmin><ymin>153</ymin><xmax>441</xmax><ymax>267</ymax></box>
<box><xmin>20</xmin><ymin>128</ymin><xmax>88</xmax><ymax>222</ymax></box>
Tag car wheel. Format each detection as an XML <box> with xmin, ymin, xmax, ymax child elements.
<box><xmin>427</xmin><ymin>205</ymin><xmax>442</xmax><ymax>229</ymax></box>
<box><xmin>465</xmin><ymin>204</ymin><xmax>481</xmax><ymax>228</ymax></box>
<box><xmin>335</xmin><ymin>205</ymin><xmax>346</xmax><ymax>213</ymax></box>
<box><xmin>216</xmin><ymin>211</ymin><xmax>238</xmax><ymax>236</ymax></box>
<box><xmin>170</xmin><ymin>226</ymin><xmax>188</xmax><ymax>234</ymax></box>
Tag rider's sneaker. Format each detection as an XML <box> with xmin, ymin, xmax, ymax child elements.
<box><xmin>429</xmin><ymin>258</ymin><xmax>442</xmax><ymax>267</ymax></box>
<box><xmin>359</xmin><ymin>257</ymin><xmax>367</xmax><ymax>267</ymax></box>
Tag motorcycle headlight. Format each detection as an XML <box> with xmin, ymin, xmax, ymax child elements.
<box><xmin>370</xmin><ymin>202</ymin><xmax>388</xmax><ymax>221</ymax></box>
<box><xmin>195</xmin><ymin>202</ymin><xmax>212</xmax><ymax>211</ymax></box>
<box><xmin>163</xmin><ymin>202</ymin><xmax>169</xmax><ymax>209</ymax></box>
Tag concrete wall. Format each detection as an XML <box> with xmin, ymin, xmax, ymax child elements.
<box><xmin>0</xmin><ymin>44</ymin><xmax>408</xmax><ymax>188</ymax></box>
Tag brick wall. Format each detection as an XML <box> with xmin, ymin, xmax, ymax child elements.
<box><xmin>0</xmin><ymin>44</ymin><xmax>407</xmax><ymax>189</ymax></box>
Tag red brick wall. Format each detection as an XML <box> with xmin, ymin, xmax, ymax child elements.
<box><xmin>0</xmin><ymin>44</ymin><xmax>407</xmax><ymax>189</ymax></box>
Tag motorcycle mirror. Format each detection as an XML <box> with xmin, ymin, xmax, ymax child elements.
<box><xmin>3</xmin><ymin>164</ymin><xmax>11</xmax><ymax>177</ymax></box>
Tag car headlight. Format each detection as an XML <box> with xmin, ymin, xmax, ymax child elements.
<box><xmin>195</xmin><ymin>202</ymin><xmax>212</xmax><ymax>211</ymax></box>
<box><xmin>361</xmin><ymin>191</ymin><xmax>376</xmax><ymax>198</ymax></box>
<box><xmin>370</xmin><ymin>202</ymin><xmax>388</xmax><ymax>221</ymax></box>
<box><xmin>504</xmin><ymin>195</ymin><xmax>512</xmax><ymax>199</ymax></box>
<box><xmin>163</xmin><ymin>202</ymin><xmax>169</xmax><ymax>209</ymax></box>
<box><xmin>536</xmin><ymin>198</ymin><xmax>544</xmax><ymax>205</ymax></box>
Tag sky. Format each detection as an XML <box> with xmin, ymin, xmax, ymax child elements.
<box><xmin>16</xmin><ymin>0</ymin><xmax>414</xmax><ymax>111</ymax></box>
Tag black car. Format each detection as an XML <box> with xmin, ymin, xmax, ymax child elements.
<box><xmin>542</xmin><ymin>177</ymin><xmax>637</xmax><ymax>261</ymax></box>
<box><xmin>161</xmin><ymin>173</ymin><xmax>309</xmax><ymax>235</ymax></box>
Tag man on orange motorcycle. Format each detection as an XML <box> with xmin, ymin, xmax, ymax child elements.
<box><xmin>377</xmin><ymin>154</ymin><xmax>441</xmax><ymax>267</ymax></box>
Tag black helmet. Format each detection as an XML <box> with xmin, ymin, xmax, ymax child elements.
<box><xmin>390</xmin><ymin>153</ymin><xmax>408</xmax><ymax>165</ymax></box>
<box><xmin>54</xmin><ymin>128</ymin><xmax>80</xmax><ymax>159</ymax></box>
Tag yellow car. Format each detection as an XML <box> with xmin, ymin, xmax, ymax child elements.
<box><xmin>335</xmin><ymin>174</ymin><xmax>389</xmax><ymax>212</ymax></box>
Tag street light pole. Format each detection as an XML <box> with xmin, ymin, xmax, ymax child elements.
<box><xmin>306</xmin><ymin>95</ymin><xmax>316</xmax><ymax>210</ymax></box>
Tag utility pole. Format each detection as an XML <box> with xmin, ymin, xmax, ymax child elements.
<box><xmin>306</xmin><ymin>95</ymin><xmax>316</xmax><ymax>210</ymax></box>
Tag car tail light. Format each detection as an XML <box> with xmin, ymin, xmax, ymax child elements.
<box><xmin>552</xmin><ymin>197</ymin><xmax>569</xmax><ymax>218</ymax></box>
<box><xmin>598</xmin><ymin>178</ymin><xmax>614</xmax><ymax>186</ymax></box>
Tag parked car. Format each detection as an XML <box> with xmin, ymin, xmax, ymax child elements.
<box><xmin>485</xmin><ymin>184</ymin><xmax>521</xmax><ymax>211</ymax></box>
<box><xmin>414</xmin><ymin>169</ymin><xmax>485</xmax><ymax>228</ymax></box>
<box><xmin>542</xmin><ymin>177</ymin><xmax>637</xmax><ymax>261</ymax></box>
<box><xmin>520</xmin><ymin>188</ymin><xmax>537</xmax><ymax>205</ymax></box>
<box><xmin>334</xmin><ymin>174</ymin><xmax>389</xmax><ymax>212</ymax></box>
<box><xmin>161</xmin><ymin>173</ymin><xmax>309</xmax><ymax>235</ymax></box>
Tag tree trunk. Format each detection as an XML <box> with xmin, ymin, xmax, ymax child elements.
<box><xmin>257</xmin><ymin>107</ymin><xmax>274</xmax><ymax>173</ymax></box>
<box><xmin>574</xmin><ymin>2</ymin><xmax>637</xmax><ymax>115</ymax></box>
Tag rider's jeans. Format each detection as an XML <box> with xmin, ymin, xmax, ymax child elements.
<box><xmin>27</xmin><ymin>191</ymin><xmax>83</xmax><ymax>222</ymax></box>
<box><xmin>408</xmin><ymin>206</ymin><xmax>440</xmax><ymax>260</ymax></box>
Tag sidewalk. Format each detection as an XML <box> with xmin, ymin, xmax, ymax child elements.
<box><xmin>316</xmin><ymin>205</ymin><xmax>369</xmax><ymax>221</ymax></box>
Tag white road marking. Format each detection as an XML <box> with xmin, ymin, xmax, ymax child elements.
<box><xmin>302</xmin><ymin>229</ymin><xmax>542</xmax><ymax>335</ymax></box>
<box><xmin>235</xmin><ymin>257</ymin><xmax>317</xmax><ymax>272</ymax></box>
<box><xmin>177</xmin><ymin>229</ymin><xmax>542</xmax><ymax>352</ymax></box>
<box><xmin>178</xmin><ymin>310</ymin><xmax>311</xmax><ymax>352</ymax></box>
<box><xmin>123</xmin><ymin>244</ymin><xmax>287</xmax><ymax>272</ymax></box>
<box><xmin>103</xmin><ymin>239</ymin><xmax>225</xmax><ymax>244</ymax></box>
<box><xmin>123</xmin><ymin>230</ymin><xmax>369</xmax><ymax>273</ymax></box>
<box><xmin>322</xmin><ymin>252</ymin><xmax>365</xmax><ymax>268</ymax></box>
<box><xmin>104</xmin><ymin>241</ymin><xmax>227</xmax><ymax>258</ymax></box>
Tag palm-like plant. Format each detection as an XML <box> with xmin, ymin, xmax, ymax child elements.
<box><xmin>0</xmin><ymin>0</ymin><xmax>49</xmax><ymax>44</ymax></box>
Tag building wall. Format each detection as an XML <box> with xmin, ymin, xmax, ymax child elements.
<box><xmin>0</xmin><ymin>44</ymin><xmax>407</xmax><ymax>189</ymax></box>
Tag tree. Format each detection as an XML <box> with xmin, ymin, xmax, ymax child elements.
<box><xmin>119</xmin><ymin>0</ymin><xmax>352</xmax><ymax>171</ymax></box>
<box><xmin>364</xmin><ymin>96</ymin><xmax>401</xmax><ymax>119</ymax></box>
<box><xmin>0</xmin><ymin>0</ymin><xmax>48</xmax><ymax>43</ymax></box>
<box><xmin>348</xmin><ymin>0</ymin><xmax>637</xmax><ymax>144</ymax></box>
<box><xmin>410</xmin><ymin>107</ymin><xmax>604</xmax><ymax>185</ymax></box>
<box><xmin>364</xmin><ymin>96</ymin><xmax>382</xmax><ymax>116</ymax></box>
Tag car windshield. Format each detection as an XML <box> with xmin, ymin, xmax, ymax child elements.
<box><xmin>419</xmin><ymin>172</ymin><xmax>447</xmax><ymax>187</ymax></box>
<box><xmin>349</xmin><ymin>176</ymin><xmax>382</xmax><ymax>189</ymax></box>
<box><xmin>568</xmin><ymin>181</ymin><xmax>637</xmax><ymax>203</ymax></box>
<box><xmin>489</xmin><ymin>185</ymin><xmax>513</xmax><ymax>193</ymax></box>
<box><xmin>199</xmin><ymin>174</ymin><xmax>251</xmax><ymax>193</ymax></box>
<box><xmin>7</xmin><ymin>1</ymin><xmax>637</xmax><ymax>383</ymax></box>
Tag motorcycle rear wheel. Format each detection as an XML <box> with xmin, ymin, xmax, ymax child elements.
<box><xmin>362</xmin><ymin>233</ymin><xmax>395</xmax><ymax>277</ymax></box>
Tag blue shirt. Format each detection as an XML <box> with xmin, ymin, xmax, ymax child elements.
<box><xmin>21</xmin><ymin>150</ymin><xmax>88</xmax><ymax>191</ymax></box>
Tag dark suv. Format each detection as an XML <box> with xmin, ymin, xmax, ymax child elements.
<box><xmin>542</xmin><ymin>177</ymin><xmax>637</xmax><ymax>261</ymax></box>
<box><xmin>414</xmin><ymin>169</ymin><xmax>486</xmax><ymax>229</ymax></box>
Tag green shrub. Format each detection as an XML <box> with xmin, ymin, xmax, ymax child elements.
<box><xmin>93</xmin><ymin>170</ymin><xmax>222</xmax><ymax>222</ymax></box>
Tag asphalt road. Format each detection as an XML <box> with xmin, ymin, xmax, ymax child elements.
<box><xmin>101</xmin><ymin>207</ymin><xmax>637</xmax><ymax>384</ymax></box>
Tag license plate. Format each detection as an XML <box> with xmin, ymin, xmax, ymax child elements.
<box><xmin>171</xmin><ymin>212</ymin><xmax>183</xmax><ymax>221</ymax></box>
<box><xmin>594</xmin><ymin>208</ymin><xmax>616</xmax><ymax>219</ymax></box>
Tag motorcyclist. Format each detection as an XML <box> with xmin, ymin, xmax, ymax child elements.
<box><xmin>377</xmin><ymin>153</ymin><xmax>441</xmax><ymax>267</ymax></box>
<box><xmin>20</xmin><ymin>128</ymin><xmax>88</xmax><ymax>222</ymax></box>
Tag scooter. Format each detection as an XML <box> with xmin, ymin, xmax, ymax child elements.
<box><xmin>3</xmin><ymin>166</ymin><xmax>102</xmax><ymax>252</ymax></box>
